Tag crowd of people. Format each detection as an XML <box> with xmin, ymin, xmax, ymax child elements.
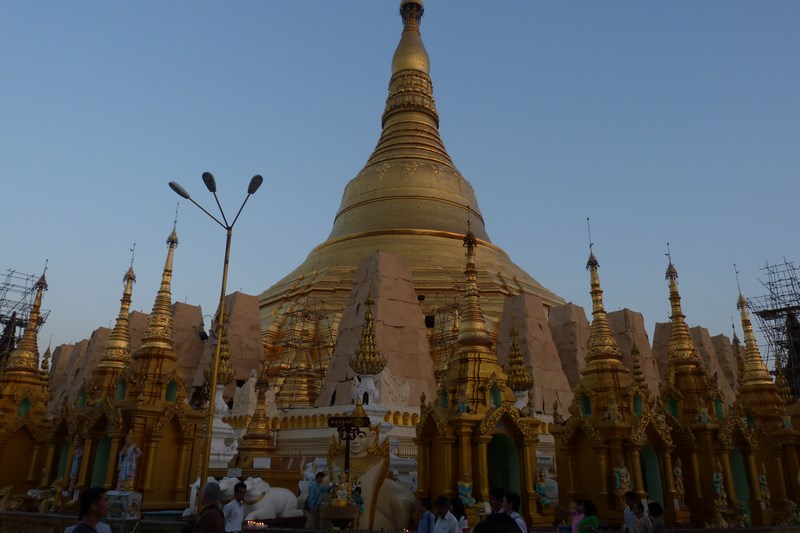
<box><xmin>415</xmin><ymin>488</ymin><xmax>666</xmax><ymax>533</ymax></box>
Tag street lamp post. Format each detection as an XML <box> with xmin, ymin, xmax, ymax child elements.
<box><xmin>169</xmin><ymin>171</ymin><xmax>263</xmax><ymax>495</ymax></box>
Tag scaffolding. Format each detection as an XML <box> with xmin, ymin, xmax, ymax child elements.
<box><xmin>747</xmin><ymin>259</ymin><xmax>800</xmax><ymax>399</ymax></box>
<box><xmin>0</xmin><ymin>269</ymin><xmax>50</xmax><ymax>363</ymax></box>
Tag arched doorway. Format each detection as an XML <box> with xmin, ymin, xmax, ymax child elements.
<box><xmin>488</xmin><ymin>433</ymin><xmax>520</xmax><ymax>495</ymax></box>
<box><xmin>729</xmin><ymin>449</ymin><xmax>751</xmax><ymax>514</ymax></box>
<box><xmin>639</xmin><ymin>445</ymin><xmax>663</xmax><ymax>506</ymax></box>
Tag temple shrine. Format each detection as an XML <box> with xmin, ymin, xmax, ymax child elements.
<box><xmin>1</xmin><ymin>1</ymin><xmax>799</xmax><ymax>530</ymax></box>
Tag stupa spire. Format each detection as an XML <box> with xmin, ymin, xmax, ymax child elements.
<box><xmin>100</xmin><ymin>265</ymin><xmax>136</xmax><ymax>369</ymax></box>
<box><xmin>350</xmin><ymin>294</ymin><xmax>387</xmax><ymax>376</ymax></box>
<box><xmin>328</xmin><ymin>0</ymin><xmax>491</xmax><ymax>243</ymax></box>
<box><xmin>665</xmin><ymin>253</ymin><xmax>701</xmax><ymax>363</ymax></box>
<box><xmin>127</xmin><ymin>226</ymin><xmax>179</xmax><ymax>404</ymax></box>
<box><xmin>4</xmin><ymin>273</ymin><xmax>47</xmax><ymax>376</ymax></box>
<box><xmin>736</xmin><ymin>292</ymin><xmax>774</xmax><ymax>388</ymax></box>
<box><xmin>585</xmin><ymin>251</ymin><xmax>623</xmax><ymax>365</ymax></box>
<box><xmin>457</xmin><ymin>227</ymin><xmax>492</xmax><ymax>350</ymax></box>
<box><xmin>506</xmin><ymin>325</ymin><xmax>533</xmax><ymax>392</ymax></box>
<box><xmin>91</xmin><ymin>263</ymin><xmax>136</xmax><ymax>399</ymax></box>
<box><xmin>139</xmin><ymin>226</ymin><xmax>178</xmax><ymax>354</ymax></box>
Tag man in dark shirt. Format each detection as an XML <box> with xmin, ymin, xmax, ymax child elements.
<box><xmin>194</xmin><ymin>481</ymin><xmax>225</xmax><ymax>533</ymax></box>
<box><xmin>68</xmin><ymin>487</ymin><xmax>110</xmax><ymax>533</ymax></box>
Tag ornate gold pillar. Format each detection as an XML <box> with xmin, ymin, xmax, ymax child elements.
<box><xmin>475</xmin><ymin>435</ymin><xmax>491</xmax><ymax>503</ymax></box>
<box><xmin>142</xmin><ymin>437</ymin><xmax>159</xmax><ymax>491</ymax></box>
<box><xmin>780</xmin><ymin>441</ymin><xmax>799</xmax><ymax>501</ymax></box>
<box><xmin>26</xmin><ymin>443</ymin><xmax>43</xmax><ymax>483</ymax></box>
<box><xmin>62</xmin><ymin>440</ymin><xmax>76</xmax><ymax>487</ymax></box>
<box><xmin>596</xmin><ymin>446</ymin><xmax>609</xmax><ymax>497</ymax></box>
<box><xmin>690</xmin><ymin>452</ymin><xmax>703</xmax><ymax>499</ymax></box>
<box><xmin>173</xmin><ymin>437</ymin><xmax>191</xmax><ymax>493</ymax></box>
<box><xmin>415</xmin><ymin>436</ymin><xmax>430</xmax><ymax>498</ymax></box>
<box><xmin>104</xmin><ymin>435</ymin><xmax>122</xmax><ymax>489</ymax></box>
<box><xmin>631</xmin><ymin>448</ymin><xmax>645</xmax><ymax>498</ymax></box>
<box><xmin>456</xmin><ymin>424</ymin><xmax>473</xmax><ymax>481</ymax></box>
<box><xmin>721</xmin><ymin>452</ymin><xmax>737</xmax><ymax>503</ymax></box>
<box><xmin>39</xmin><ymin>442</ymin><xmax>56</xmax><ymax>487</ymax></box>
<box><xmin>562</xmin><ymin>446</ymin><xmax>576</xmax><ymax>503</ymax></box>
<box><xmin>441</xmin><ymin>435</ymin><xmax>456</xmax><ymax>498</ymax></box>
<box><xmin>521</xmin><ymin>437</ymin><xmax>539</xmax><ymax>526</ymax></box>
<box><xmin>76</xmin><ymin>438</ymin><xmax>94</xmax><ymax>490</ymax></box>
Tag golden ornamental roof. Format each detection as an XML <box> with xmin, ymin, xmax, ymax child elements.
<box><xmin>349</xmin><ymin>295</ymin><xmax>387</xmax><ymax>376</ymax></box>
<box><xmin>506</xmin><ymin>326</ymin><xmax>533</xmax><ymax>392</ymax></box>
<box><xmin>775</xmin><ymin>368</ymin><xmax>794</xmax><ymax>405</ymax></box>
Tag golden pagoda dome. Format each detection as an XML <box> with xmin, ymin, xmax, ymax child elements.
<box><xmin>259</xmin><ymin>1</ymin><xmax>563</xmax><ymax>348</ymax></box>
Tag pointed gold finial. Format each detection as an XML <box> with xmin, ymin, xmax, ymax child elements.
<box><xmin>5</xmin><ymin>273</ymin><xmax>47</xmax><ymax>375</ymax></box>
<box><xmin>458</xmin><ymin>224</ymin><xmax>491</xmax><ymax>349</ymax></box>
<box><xmin>775</xmin><ymin>366</ymin><xmax>795</xmax><ymax>404</ymax></box>
<box><xmin>506</xmin><ymin>324</ymin><xmax>533</xmax><ymax>392</ymax></box>
<box><xmin>664</xmin><ymin>251</ymin><xmax>701</xmax><ymax>362</ymax></box>
<box><xmin>210</xmin><ymin>322</ymin><xmax>235</xmax><ymax>387</ymax></box>
<box><xmin>393</xmin><ymin>1</ymin><xmax>429</xmax><ymax>76</ymax></box>
<box><xmin>736</xmin><ymin>291</ymin><xmax>774</xmax><ymax>388</ymax></box>
<box><xmin>350</xmin><ymin>294</ymin><xmax>387</xmax><ymax>376</ymax></box>
<box><xmin>585</xmin><ymin>249</ymin><xmax>623</xmax><ymax>364</ymax></box>
<box><xmin>97</xmin><ymin>264</ymin><xmax>137</xmax><ymax>375</ymax></box>
<box><xmin>631</xmin><ymin>342</ymin><xmax>646</xmax><ymax>387</ymax></box>
<box><xmin>139</xmin><ymin>226</ymin><xmax>178</xmax><ymax>353</ymax></box>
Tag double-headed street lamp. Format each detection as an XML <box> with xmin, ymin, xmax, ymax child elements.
<box><xmin>169</xmin><ymin>171</ymin><xmax>263</xmax><ymax>492</ymax></box>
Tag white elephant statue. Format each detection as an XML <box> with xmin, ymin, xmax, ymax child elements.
<box><xmin>241</xmin><ymin>476</ymin><xmax>303</xmax><ymax>521</ymax></box>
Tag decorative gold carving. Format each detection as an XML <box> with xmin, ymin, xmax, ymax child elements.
<box><xmin>417</xmin><ymin>404</ymin><xmax>447</xmax><ymax>437</ymax></box>
<box><xmin>150</xmin><ymin>402</ymin><xmax>190</xmax><ymax>438</ymax></box>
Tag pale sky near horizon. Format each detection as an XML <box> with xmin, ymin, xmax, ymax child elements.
<box><xmin>3</xmin><ymin>2</ymin><xmax>798</xmax><ymax>364</ymax></box>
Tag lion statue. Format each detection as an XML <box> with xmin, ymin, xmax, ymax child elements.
<box><xmin>186</xmin><ymin>476</ymin><xmax>302</xmax><ymax>521</ymax></box>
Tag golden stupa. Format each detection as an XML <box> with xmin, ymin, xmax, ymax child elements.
<box><xmin>258</xmin><ymin>0</ymin><xmax>563</xmax><ymax>346</ymax></box>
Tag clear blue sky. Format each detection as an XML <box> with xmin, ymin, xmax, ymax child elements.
<box><xmin>3</xmin><ymin>2</ymin><xmax>798</xmax><ymax>362</ymax></box>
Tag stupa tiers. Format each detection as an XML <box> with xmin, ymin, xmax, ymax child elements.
<box><xmin>417</xmin><ymin>229</ymin><xmax>548</xmax><ymax>527</ymax></box>
<box><xmin>258</xmin><ymin>0</ymin><xmax>564</xmax><ymax>374</ymax></box>
<box><xmin>554</xmin><ymin>256</ymin><xmax>800</xmax><ymax>527</ymax></box>
<box><xmin>0</xmin><ymin>273</ymin><xmax>53</xmax><ymax>492</ymax></box>
<box><xmin>2</xmin><ymin>2</ymin><xmax>800</xmax><ymax>529</ymax></box>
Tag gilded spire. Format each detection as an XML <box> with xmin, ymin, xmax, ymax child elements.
<box><xmin>585</xmin><ymin>252</ymin><xmax>623</xmax><ymax>364</ymax></box>
<box><xmin>350</xmin><ymin>295</ymin><xmax>387</xmax><ymax>376</ymax></box>
<box><xmin>736</xmin><ymin>292</ymin><xmax>774</xmax><ymax>388</ymax></box>
<box><xmin>506</xmin><ymin>325</ymin><xmax>533</xmax><ymax>392</ymax></box>
<box><xmin>631</xmin><ymin>343</ymin><xmax>646</xmax><ymax>388</ymax></box>
<box><xmin>775</xmin><ymin>367</ymin><xmax>795</xmax><ymax>405</ymax></box>
<box><xmin>138</xmin><ymin>227</ymin><xmax>178</xmax><ymax>354</ymax></box>
<box><xmin>457</xmin><ymin>228</ymin><xmax>492</xmax><ymax>349</ymax></box>
<box><xmin>97</xmin><ymin>265</ymin><xmax>136</xmax><ymax>372</ymax></box>
<box><xmin>207</xmin><ymin>323</ymin><xmax>235</xmax><ymax>387</ymax></box>
<box><xmin>665</xmin><ymin>258</ymin><xmax>701</xmax><ymax>362</ymax></box>
<box><xmin>4</xmin><ymin>274</ymin><xmax>47</xmax><ymax>375</ymax></box>
<box><xmin>328</xmin><ymin>0</ymin><xmax>493</xmax><ymax>242</ymax></box>
<box><xmin>277</xmin><ymin>327</ymin><xmax>320</xmax><ymax>408</ymax></box>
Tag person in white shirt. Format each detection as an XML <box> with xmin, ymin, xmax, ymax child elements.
<box><xmin>433</xmin><ymin>495</ymin><xmax>459</xmax><ymax>533</ymax></box>
<box><xmin>501</xmin><ymin>492</ymin><xmax>527</xmax><ymax>533</ymax></box>
<box><xmin>223</xmin><ymin>481</ymin><xmax>246</xmax><ymax>533</ymax></box>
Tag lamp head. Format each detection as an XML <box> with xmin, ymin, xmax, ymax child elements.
<box><xmin>169</xmin><ymin>181</ymin><xmax>191</xmax><ymax>199</ymax></box>
<box><xmin>248</xmin><ymin>175</ymin><xmax>264</xmax><ymax>194</ymax></box>
<box><xmin>202</xmin><ymin>172</ymin><xmax>217</xmax><ymax>193</ymax></box>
